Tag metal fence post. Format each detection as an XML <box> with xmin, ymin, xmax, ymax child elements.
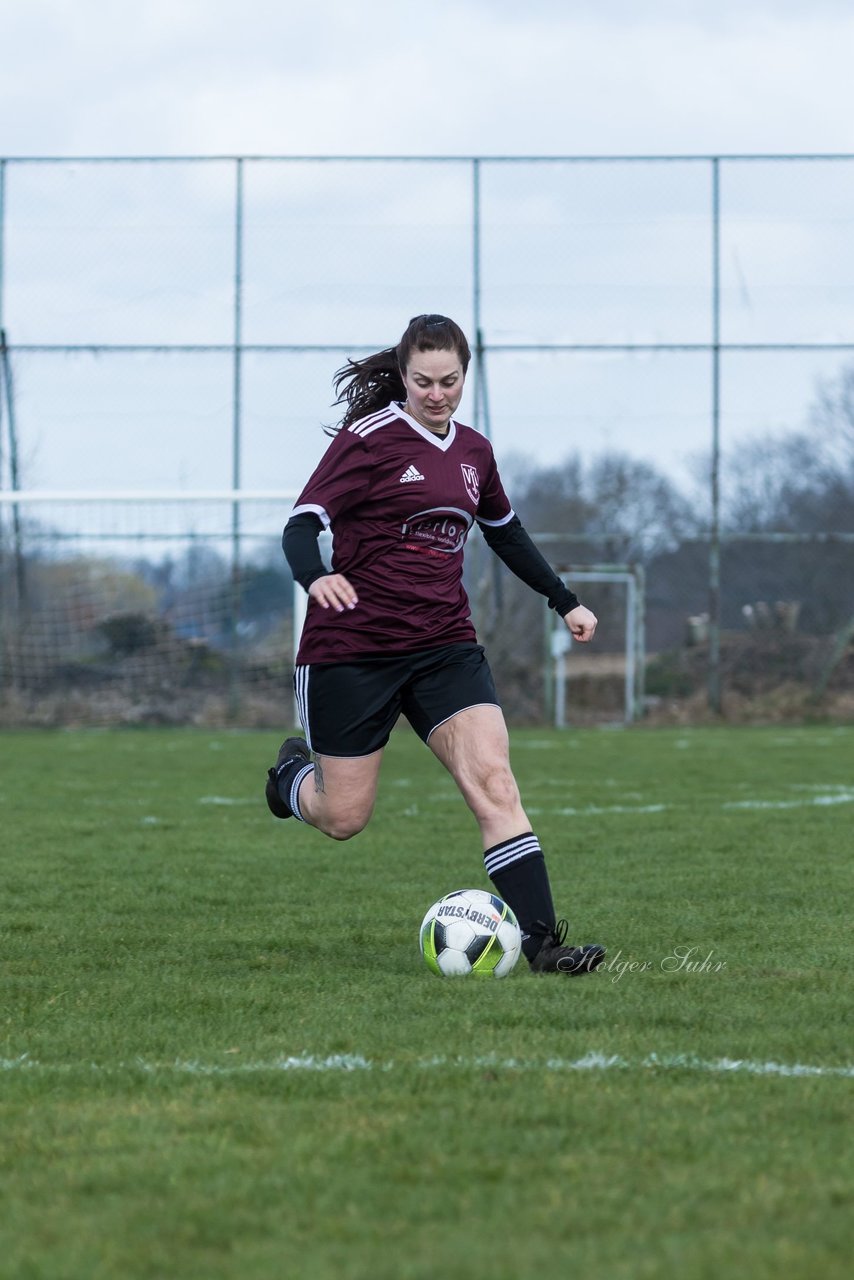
<box><xmin>228</xmin><ymin>157</ymin><xmax>245</xmax><ymax>720</ymax></box>
<box><xmin>708</xmin><ymin>156</ymin><xmax>723</xmax><ymax>713</ymax></box>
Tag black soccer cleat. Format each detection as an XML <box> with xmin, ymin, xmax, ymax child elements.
<box><xmin>527</xmin><ymin>919</ymin><xmax>606</xmax><ymax>975</ymax></box>
<box><xmin>265</xmin><ymin>736</ymin><xmax>311</xmax><ymax>819</ymax></box>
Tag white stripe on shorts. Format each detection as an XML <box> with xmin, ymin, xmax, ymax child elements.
<box><xmin>294</xmin><ymin>664</ymin><xmax>312</xmax><ymax>750</ymax></box>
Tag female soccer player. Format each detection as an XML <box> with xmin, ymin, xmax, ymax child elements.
<box><xmin>266</xmin><ymin>314</ymin><xmax>605</xmax><ymax>975</ymax></box>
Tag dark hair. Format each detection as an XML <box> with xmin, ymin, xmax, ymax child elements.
<box><xmin>328</xmin><ymin>314</ymin><xmax>471</xmax><ymax>434</ymax></box>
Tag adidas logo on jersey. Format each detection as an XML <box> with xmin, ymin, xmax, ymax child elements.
<box><xmin>399</xmin><ymin>465</ymin><xmax>425</xmax><ymax>483</ymax></box>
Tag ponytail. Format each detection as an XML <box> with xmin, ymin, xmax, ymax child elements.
<box><xmin>329</xmin><ymin>347</ymin><xmax>404</xmax><ymax>435</ymax></box>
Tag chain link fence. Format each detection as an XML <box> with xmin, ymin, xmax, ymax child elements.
<box><xmin>1</xmin><ymin>155</ymin><xmax>853</xmax><ymax>725</ymax></box>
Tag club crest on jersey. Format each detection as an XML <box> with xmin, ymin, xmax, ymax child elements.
<box><xmin>460</xmin><ymin>463</ymin><xmax>480</xmax><ymax>504</ymax></box>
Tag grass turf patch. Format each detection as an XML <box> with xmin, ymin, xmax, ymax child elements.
<box><xmin>0</xmin><ymin>724</ymin><xmax>852</xmax><ymax>1278</ymax></box>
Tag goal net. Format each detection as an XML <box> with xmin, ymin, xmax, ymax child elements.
<box><xmin>0</xmin><ymin>491</ymin><xmax>297</xmax><ymax>727</ymax></box>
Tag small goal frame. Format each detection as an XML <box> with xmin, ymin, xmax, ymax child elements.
<box><xmin>546</xmin><ymin>564</ymin><xmax>646</xmax><ymax>726</ymax></box>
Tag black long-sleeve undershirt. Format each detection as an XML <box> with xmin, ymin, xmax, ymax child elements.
<box><xmin>282</xmin><ymin>512</ymin><xmax>580</xmax><ymax>618</ymax></box>
<box><xmin>477</xmin><ymin>516</ymin><xmax>580</xmax><ymax>616</ymax></box>
<box><xmin>282</xmin><ymin>512</ymin><xmax>328</xmax><ymax>591</ymax></box>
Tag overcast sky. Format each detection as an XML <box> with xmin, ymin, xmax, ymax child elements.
<box><xmin>3</xmin><ymin>0</ymin><xmax>854</xmax><ymax>158</ymax></box>
<box><xmin>2</xmin><ymin>0</ymin><xmax>854</xmax><ymax>500</ymax></box>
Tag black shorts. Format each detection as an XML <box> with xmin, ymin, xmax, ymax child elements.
<box><xmin>293</xmin><ymin>642</ymin><xmax>499</xmax><ymax>757</ymax></box>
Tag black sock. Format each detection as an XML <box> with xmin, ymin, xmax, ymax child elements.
<box><xmin>483</xmin><ymin>832</ymin><xmax>556</xmax><ymax>960</ymax></box>
<box><xmin>276</xmin><ymin>758</ymin><xmax>314</xmax><ymax>822</ymax></box>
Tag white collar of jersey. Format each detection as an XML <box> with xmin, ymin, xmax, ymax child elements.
<box><xmin>392</xmin><ymin>402</ymin><xmax>457</xmax><ymax>451</ymax></box>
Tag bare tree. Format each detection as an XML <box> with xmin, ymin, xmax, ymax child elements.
<box><xmin>509</xmin><ymin>449</ymin><xmax>694</xmax><ymax>559</ymax></box>
<box><xmin>582</xmin><ymin>453</ymin><xmax>696</xmax><ymax>559</ymax></box>
<box><xmin>811</xmin><ymin>361</ymin><xmax>854</xmax><ymax>471</ymax></box>
<box><xmin>718</xmin><ymin>431</ymin><xmax>826</xmax><ymax>532</ymax></box>
<box><xmin>502</xmin><ymin>451</ymin><xmax>593</xmax><ymax>535</ymax></box>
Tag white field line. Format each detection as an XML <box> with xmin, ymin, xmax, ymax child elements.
<box><xmin>199</xmin><ymin>790</ymin><xmax>854</xmax><ymax>816</ymax></box>
<box><xmin>528</xmin><ymin>790</ymin><xmax>854</xmax><ymax>817</ymax></box>
<box><xmin>198</xmin><ymin>796</ymin><xmax>258</xmax><ymax>806</ymax></box>
<box><xmin>723</xmin><ymin>793</ymin><xmax>854</xmax><ymax>810</ymax></box>
<box><xmin>2</xmin><ymin>1051</ymin><xmax>852</xmax><ymax>1079</ymax></box>
<box><xmin>789</xmin><ymin>783</ymin><xmax>854</xmax><ymax>790</ymax></box>
<box><xmin>197</xmin><ymin>773</ymin><xmax>854</xmax><ymax>814</ymax></box>
<box><xmin>528</xmin><ymin>803</ymin><xmax>669</xmax><ymax>816</ymax></box>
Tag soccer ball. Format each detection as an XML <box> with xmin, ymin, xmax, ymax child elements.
<box><xmin>419</xmin><ymin>889</ymin><xmax>522</xmax><ymax>978</ymax></box>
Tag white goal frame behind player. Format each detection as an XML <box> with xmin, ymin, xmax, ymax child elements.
<box><xmin>548</xmin><ymin>565</ymin><xmax>646</xmax><ymax>727</ymax></box>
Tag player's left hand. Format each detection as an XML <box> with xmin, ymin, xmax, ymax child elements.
<box><xmin>563</xmin><ymin>604</ymin><xmax>597</xmax><ymax>643</ymax></box>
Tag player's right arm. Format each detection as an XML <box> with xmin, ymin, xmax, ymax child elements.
<box><xmin>282</xmin><ymin>513</ymin><xmax>359</xmax><ymax>612</ymax></box>
<box><xmin>282</xmin><ymin>429</ymin><xmax>370</xmax><ymax>610</ymax></box>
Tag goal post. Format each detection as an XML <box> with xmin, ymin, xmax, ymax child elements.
<box><xmin>546</xmin><ymin>564</ymin><xmax>646</xmax><ymax>726</ymax></box>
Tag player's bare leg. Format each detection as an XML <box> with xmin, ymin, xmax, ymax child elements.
<box><xmin>266</xmin><ymin>738</ymin><xmax>382</xmax><ymax>841</ymax></box>
<box><xmin>295</xmin><ymin>750</ymin><xmax>383</xmax><ymax>840</ymax></box>
<box><xmin>426</xmin><ymin>704</ymin><xmax>528</xmax><ymax>848</ymax></box>
<box><xmin>428</xmin><ymin>704</ymin><xmax>604</xmax><ymax>975</ymax></box>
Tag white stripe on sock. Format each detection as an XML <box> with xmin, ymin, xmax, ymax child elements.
<box><xmin>483</xmin><ymin>834</ymin><xmax>541</xmax><ymax>876</ymax></box>
<box><xmin>289</xmin><ymin>763</ymin><xmax>314</xmax><ymax>823</ymax></box>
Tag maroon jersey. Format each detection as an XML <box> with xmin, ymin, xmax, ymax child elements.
<box><xmin>292</xmin><ymin>402</ymin><xmax>514</xmax><ymax>662</ymax></box>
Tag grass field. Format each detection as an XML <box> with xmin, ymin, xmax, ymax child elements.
<box><xmin>1</xmin><ymin>724</ymin><xmax>852</xmax><ymax>1279</ymax></box>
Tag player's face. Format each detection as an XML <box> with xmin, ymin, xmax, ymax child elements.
<box><xmin>401</xmin><ymin>348</ymin><xmax>465</xmax><ymax>432</ymax></box>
